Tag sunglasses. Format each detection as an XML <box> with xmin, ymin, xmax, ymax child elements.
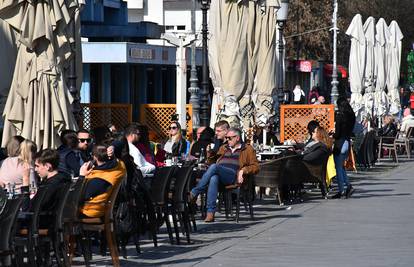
<box><xmin>225</xmin><ymin>135</ymin><xmax>237</xmax><ymax>140</ymax></box>
<box><xmin>169</xmin><ymin>126</ymin><xmax>178</xmax><ymax>130</ymax></box>
<box><xmin>79</xmin><ymin>138</ymin><xmax>91</xmax><ymax>143</ymax></box>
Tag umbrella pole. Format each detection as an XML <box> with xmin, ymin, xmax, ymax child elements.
<box><xmin>68</xmin><ymin>21</ymin><xmax>81</xmax><ymax>121</ymax></box>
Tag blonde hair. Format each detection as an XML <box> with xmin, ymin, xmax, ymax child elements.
<box><xmin>169</xmin><ymin>121</ymin><xmax>183</xmax><ymax>143</ymax></box>
<box><xmin>315</xmin><ymin>127</ymin><xmax>333</xmax><ymax>150</ymax></box>
<box><xmin>19</xmin><ymin>140</ymin><xmax>37</xmax><ymax>164</ymax></box>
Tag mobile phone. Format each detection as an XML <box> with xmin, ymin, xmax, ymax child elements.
<box><xmin>87</xmin><ymin>160</ymin><xmax>96</xmax><ymax>170</ymax></box>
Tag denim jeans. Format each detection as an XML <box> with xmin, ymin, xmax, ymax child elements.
<box><xmin>334</xmin><ymin>138</ymin><xmax>350</xmax><ymax>193</ymax></box>
<box><xmin>191</xmin><ymin>164</ymin><xmax>236</xmax><ymax>213</ymax></box>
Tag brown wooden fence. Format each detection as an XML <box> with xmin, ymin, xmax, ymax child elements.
<box><xmin>140</xmin><ymin>104</ymin><xmax>193</xmax><ymax>142</ymax></box>
<box><xmin>280</xmin><ymin>104</ymin><xmax>335</xmax><ymax>143</ymax></box>
<box><xmin>78</xmin><ymin>103</ymin><xmax>132</xmax><ymax>131</ymax></box>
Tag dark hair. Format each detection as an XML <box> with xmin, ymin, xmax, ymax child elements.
<box><xmin>92</xmin><ymin>145</ymin><xmax>109</xmax><ymax>162</ymax></box>
<box><xmin>137</xmin><ymin>124</ymin><xmax>150</xmax><ymax>146</ymax></box>
<box><xmin>124</xmin><ymin>123</ymin><xmax>141</xmax><ymax>137</ymax></box>
<box><xmin>91</xmin><ymin>126</ymin><xmax>112</xmax><ymax>146</ymax></box>
<box><xmin>307</xmin><ymin>120</ymin><xmax>320</xmax><ymax>135</ymax></box>
<box><xmin>77</xmin><ymin>128</ymin><xmax>90</xmax><ymax>135</ymax></box>
<box><xmin>337</xmin><ymin>97</ymin><xmax>354</xmax><ymax>114</ymax></box>
<box><xmin>199</xmin><ymin>127</ymin><xmax>215</xmax><ymax>142</ymax></box>
<box><xmin>215</xmin><ymin>120</ymin><xmax>230</xmax><ymax>130</ymax></box>
<box><xmin>6</xmin><ymin>135</ymin><xmax>25</xmax><ymax>157</ymax></box>
<box><xmin>35</xmin><ymin>149</ymin><xmax>60</xmax><ymax>170</ymax></box>
<box><xmin>60</xmin><ymin>130</ymin><xmax>78</xmax><ymax>149</ymax></box>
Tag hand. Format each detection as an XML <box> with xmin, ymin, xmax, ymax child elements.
<box><xmin>80</xmin><ymin>162</ymin><xmax>93</xmax><ymax>176</ymax></box>
<box><xmin>107</xmin><ymin>146</ymin><xmax>115</xmax><ymax>159</ymax></box>
<box><xmin>237</xmin><ymin>169</ymin><xmax>244</xmax><ymax>184</ymax></box>
<box><xmin>22</xmin><ymin>162</ymin><xmax>31</xmax><ymax>186</ymax></box>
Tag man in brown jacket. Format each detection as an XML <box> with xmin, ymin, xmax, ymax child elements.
<box><xmin>191</xmin><ymin>127</ymin><xmax>259</xmax><ymax>222</ymax></box>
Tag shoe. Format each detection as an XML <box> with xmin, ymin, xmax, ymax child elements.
<box><xmin>331</xmin><ymin>192</ymin><xmax>343</xmax><ymax>199</ymax></box>
<box><xmin>345</xmin><ymin>185</ymin><xmax>355</xmax><ymax>199</ymax></box>
<box><xmin>204</xmin><ymin>212</ymin><xmax>215</xmax><ymax>223</ymax></box>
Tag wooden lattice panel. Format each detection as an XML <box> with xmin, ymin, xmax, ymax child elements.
<box><xmin>140</xmin><ymin>104</ymin><xmax>193</xmax><ymax>142</ymax></box>
<box><xmin>280</xmin><ymin>104</ymin><xmax>335</xmax><ymax>143</ymax></box>
<box><xmin>78</xmin><ymin>103</ymin><xmax>132</xmax><ymax>131</ymax></box>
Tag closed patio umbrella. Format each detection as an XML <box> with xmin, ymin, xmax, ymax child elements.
<box><xmin>0</xmin><ymin>20</ymin><xmax>17</xmax><ymax>126</ymax></box>
<box><xmin>208</xmin><ymin>0</ymin><xmax>249</xmax><ymax>128</ymax></box>
<box><xmin>250</xmin><ymin>3</ymin><xmax>278</xmax><ymax>128</ymax></box>
<box><xmin>345</xmin><ymin>14</ymin><xmax>366</xmax><ymax>121</ymax></box>
<box><xmin>386</xmin><ymin>20</ymin><xmax>403</xmax><ymax>115</ymax></box>
<box><xmin>0</xmin><ymin>0</ymin><xmax>82</xmax><ymax>149</ymax></box>
<box><xmin>374</xmin><ymin>18</ymin><xmax>390</xmax><ymax>118</ymax></box>
<box><xmin>362</xmin><ymin>16</ymin><xmax>376</xmax><ymax>120</ymax></box>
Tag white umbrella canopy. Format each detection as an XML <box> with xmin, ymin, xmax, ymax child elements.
<box><xmin>362</xmin><ymin>16</ymin><xmax>376</xmax><ymax>120</ymax></box>
<box><xmin>208</xmin><ymin>0</ymin><xmax>224</xmax><ymax>128</ymax></box>
<box><xmin>374</xmin><ymin>18</ymin><xmax>390</xmax><ymax>118</ymax></box>
<box><xmin>0</xmin><ymin>0</ymin><xmax>82</xmax><ymax>149</ymax></box>
<box><xmin>386</xmin><ymin>20</ymin><xmax>403</xmax><ymax>115</ymax></box>
<box><xmin>208</xmin><ymin>0</ymin><xmax>249</xmax><ymax>128</ymax></box>
<box><xmin>345</xmin><ymin>14</ymin><xmax>366</xmax><ymax>121</ymax></box>
<box><xmin>246</xmin><ymin>1</ymin><xmax>277</xmax><ymax>127</ymax></box>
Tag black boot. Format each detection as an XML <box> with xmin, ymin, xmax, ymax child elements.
<box><xmin>345</xmin><ymin>185</ymin><xmax>355</xmax><ymax>198</ymax></box>
<box><xmin>331</xmin><ymin>192</ymin><xmax>343</xmax><ymax>199</ymax></box>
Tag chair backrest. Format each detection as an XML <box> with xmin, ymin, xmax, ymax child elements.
<box><xmin>406</xmin><ymin>127</ymin><xmax>414</xmax><ymax>138</ymax></box>
<box><xmin>53</xmin><ymin>183</ymin><xmax>72</xmax><ymax>230</ymax></box>
<box><xmin>63</xmin><ymin>178</ymin><xmax>87</xmax><ymax>222</ymax></box>
<box><xmin>104</xmin><ymin>176</ymin><xmax>125</xmax><ymax>224</ymax></box>
<box><xmin>150</xmin><ymin>167</ymin><xmax>176</xmax><ymax>204</ymax></box>
<box><xmin>255</xmin><ymin>157</ymin><xmax>285</xmax><ymax>188</ymax></box>
<box><xmin>172</xmin><ymin>165</ymin><xmax>194</xmax><ymax>203</ymax></box>
<box><xmin>0</xmin><ymin>194</ymin><xmax>25</xmax><ymax>251</ymax></box>
<box><xmin>29</xmin><ymin>186</ymin><xmax>48</xmax><ymax>234</ymax></box>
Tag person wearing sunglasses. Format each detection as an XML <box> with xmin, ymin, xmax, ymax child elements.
<box><xmin>190</xmin><ymin>127</ymin><xmax>259</xmax><ymax>222</ymax></box>
<box><xmin>77</xmin><ymin>128</ymin><xmax>93</xmax><ymax>163</ymax></box>
<box><xmin>163</xmin><ymin>121</ymin><xmax>187</xmax><ymax>158</ymax></box>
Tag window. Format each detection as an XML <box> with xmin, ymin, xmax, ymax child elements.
<box><xmin>165</xmin><ymin>25</ymin><xmax>174</xmax><ymax>30</ymax></box>
<box><xmin>177</xmin><ymin>25</ymin><xmax>186</xmax><ymax>31</ymax></box>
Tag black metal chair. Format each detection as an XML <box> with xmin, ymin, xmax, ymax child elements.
<box><xmin>37</xmin><ymin>183</ymin><xmax>72</xmax><ymax>266</ymax></box>
<box><xmin>169</xmin><ymin>165</ymin><xmax>194</xmax><ymax>244</ymax></box>
<box><xmin>14</xmin><ymin>185</ymin><xmax>48</xmax><ymax>266</ymax></box>
<box><xmin>63</xmin><ymin>178</ymin><xmax>87</xmax><ymax>265</ymax></box>
<box><xmin>150</xmin><ymin>166</ymin><xmax>176</xmax><ymax>244</ymax></box>
<box><xmin>0</xmin><ymin>194</ymin><xmax>25</xmax><ymax>267</ymax></box>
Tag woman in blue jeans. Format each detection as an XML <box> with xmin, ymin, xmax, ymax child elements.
<box><xmin>331</xmin><ymin>97</ymin><xmax>356</xmax><ymax>199</ymax></box>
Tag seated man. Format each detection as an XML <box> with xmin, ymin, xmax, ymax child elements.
<box><xmin>190</xmin><ymin>127</ymin><xmax>259</xmax><ymax>222</ymax></box>
<box><xmin>79</xmin><ymin>145</ymin><xmax>126</xmax><ymax>218</ymax></box>
<box><xmin>22</xmin><ymin>149</ymin><xmax>71</xmax><ymax>227</ymax></box>
<box><xmin>400</xmin><ymin>107</ymin><xmax>414</xmax><ymax>136</ymax></box>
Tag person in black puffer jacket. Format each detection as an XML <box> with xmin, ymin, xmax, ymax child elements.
<box><xmin>331</xmin><ymin>97</ymin><xmax>356</xmax><ymax>199</ymax></box>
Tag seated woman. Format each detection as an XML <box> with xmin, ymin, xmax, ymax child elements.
<box><xmin>282</xmin><ymin>126</ymin><xmax>332</xmax><ymax>201</ymax></box>
<box><xmin>189</xmin><ymin>127</ymin><xmax>215</xmax><ymax>160</ymax></box>
<box><xmin>79</xmin><ymin>145</ymin><xmax>126</xmax><ymax>218</ymax></box>
<box><xmin>378</xmin><ymin>115</ymin><xmax>398</xmax><ymax>140</ymax></box>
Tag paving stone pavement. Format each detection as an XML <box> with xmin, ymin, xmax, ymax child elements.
<box><xmin>73</xmin><ymin>159</ymin><xmax>414</xmax><ymax>267</ymax></box>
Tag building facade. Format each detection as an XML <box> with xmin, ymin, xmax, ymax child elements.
<box><xmin>81</xmin><ymin>0</ymin><xmax>204</xmax><ymax>120</ymax></box>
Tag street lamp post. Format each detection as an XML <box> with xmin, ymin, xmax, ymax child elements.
<box><xmin>276</xmin><ymin>1</ymin><xmax>290</xmax><ymax>112</ymax></box>
<box><xmin>199</xmin><ymin>0</ymin><xmax>210</xmax><ymax>127</ymax></box>
<box><xmin>330</xmin><ymin>0</ymin><xmax>339</xmax><ymax>107</ymax></box>
<box><xmin>189</xmin><ymin>0</ymin><xmax>200</xmax><ymax>130</ymax></box>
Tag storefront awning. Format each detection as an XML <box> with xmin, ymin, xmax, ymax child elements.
<box><xmin>324</xmin><ymin>64</ymin><xmax>348</xmax><ymax>78</ymax></box>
